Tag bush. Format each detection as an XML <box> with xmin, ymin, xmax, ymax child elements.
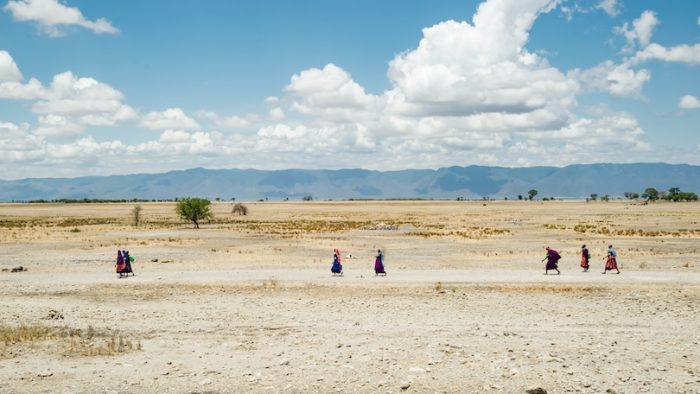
<box><xmin>131</xmin><ymin>205</ymin><xmax>142</xmax><ymax>227</ymax></box>
<box><xmin>232</xmin><ymin>203</ymin><xmax>248</xmax><ymax>216</ymax></box>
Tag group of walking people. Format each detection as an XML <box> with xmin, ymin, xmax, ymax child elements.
<box><xmin>331</xmin><ymin>248</ymin><xmax>386</xmax><ymax>276</ymax></box>
<box><xmin>115</xmin><ymin>250</ymin><xmax>135</xmax><ymax>277</ymax></box>
<box><xmin>543</xmin><ymin>244</ymin><xmax>620</xmax><ymax>275</ymax></box>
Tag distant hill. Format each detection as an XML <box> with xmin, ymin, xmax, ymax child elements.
<box><xmin>1</xmin><ymin>163</ymin><xmax>699</xmax><ymax>201</ymax></box>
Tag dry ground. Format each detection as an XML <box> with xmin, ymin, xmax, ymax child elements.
<box><xmin>0</xmin><ymin>201</ymin><xmax>698</xmax><ymax>393</ymax></box>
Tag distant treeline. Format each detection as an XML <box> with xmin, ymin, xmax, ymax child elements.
<box><xmin>15</xmin><ymin>198</ymin><xmax>174</xmax><ymax>204</ymax></box>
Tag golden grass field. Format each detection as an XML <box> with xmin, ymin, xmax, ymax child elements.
<box><xmin>0</xmin><ymin>201</ymin><xmax>698</xmax><ymax>393</ymax></box>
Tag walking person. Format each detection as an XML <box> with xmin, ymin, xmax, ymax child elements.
<box><xmin>331</xmin><ymin>248</ymin><xmax>343</xmax><ymax>276</ymax></box>
<box><xmin>374</xmin><ymin>249</ymin><xmax>386</xmax><ymax>276</ymax></box>
<box><xmin>581</xmin><ymin>244</ymin><xmax>590</xmax><ymax>272</ymax></box>
<box><xmin>115</xmin><ymin>250</ymin><xmax>126</xmax><ymax>277</ymax></box>
<box><xmin>603</xmin><ymin>244</ymin><xmax>621</xmax><ymax>274</ymax></box>
<box><xmin>542</xmin><ymin>246</ymin><xmax>561</xmax><ymax>275</ymax></box>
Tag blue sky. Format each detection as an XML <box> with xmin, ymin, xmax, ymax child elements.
<box><xmin>0</xmin><ymin>0</ymin><xmax>699</xmax><ymax>179</ymax></box>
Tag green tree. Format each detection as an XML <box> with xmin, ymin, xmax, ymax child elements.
<box><xmin>641</xmin><ymin>187</ymin><xmax>659</xmax><ymax>202</ymax></box>
<box><xmin>175</xmin><ymin>198</ymin><xmax>213</xmax><ymax>228</ymax></box>
<box><xmin>601</xmin><ymin>195</ymin><xmax>610</xmax><ymax>202</ymax></box>
<box><xmin>527</xmin><ymin>189</ymin><xmax>538</xmax><ymax>200</ymax></box>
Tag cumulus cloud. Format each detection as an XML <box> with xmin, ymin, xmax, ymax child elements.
<box><xmin>140</xmin><ymin>108</ymin><xmax>199</xmax><ymax>131</ymax></box>
<box><xmin>285</xmin><ymin>64</ymin><xmax>380</xmax><ymax>123</ymax></box>
<box><xmin>0</xmin><ymin>52</ymin><xmax>135</xmax><ymax>136</ymax></box>
<box><xmin>614</xmin><ymin>10</ymin><xmax>658</xmax><ymax>52</ymax></box>
<box><xmin>0</xmin><ymin>50</ymin><xmax>45</xmax><ymax>99</ymax></box>
<box><xmin>34</xmin><ymin>114</ymin><xmax>83</xmax><ymax>136</ymax></box>
<box><xmin>569</xmin><ymin>61</ymin><xmax>650</xmax><ymax>98</ymax></box>
<box><xmin>386</xmin><ymin>0</ymin><xmax>575</xmax><ymax>116</ymax></box>
<box><xmin>0</xmin><ymin>51</ymin><xmax>23</xmax><ymax>82</ymax></box>
<box><xmin>4</xmin><ymin>0</ymin><xmax>118</xmax><ymax>37</ymax></box>
<box><xmin>0</xmin><ymin>121</ymin><xmax>43</xmax><ymax>160</ymax></box>
<box><xmin>195</xmin><ymin>110</ymin><xmax>260</xmax><ymax>129</ymax></box>
<box><xmin>33</xmin><ymin>72</ymin><xmax>135</xmax><ymax>118</ymax></box>
<box><xmin>679</xmin><ymin>95</ymin><xmax>700</xmax><ymax>109</ymax></box>
<box><xmin>630</xmin><ymin>43</ymin><xmax>700</xmax><ymax>65</ymax></box>
<box><xmin>28</xmin><ymin>71</ymin><xmax>136</xmax><ymax>135</ymax></box>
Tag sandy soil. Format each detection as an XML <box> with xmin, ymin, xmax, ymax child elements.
<box><xmin>0</xmin><ymin>201</ymin><xmax>698</xmax><ymax>393</ymax></box>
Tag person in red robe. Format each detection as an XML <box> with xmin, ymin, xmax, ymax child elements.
<box><xmin>603</xmin><ymin>245</ymin><xmax>620</xmax><ymax>274</ymax></box>
<box><xmin>580</xmin><ymin>244</ymin><xmax>590</xmax><ymax>272</ymax></box>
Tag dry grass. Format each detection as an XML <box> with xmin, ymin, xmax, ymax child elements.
<box><xmin>0</xmin><ymin>324</ymin><xmax>140</xmax><ymax>358</ymax></box>
<box><xmin>573</xmin><ymin>223</ymin><xmax>700</xmax><ymax>237</ymax></box>
<box><xmin>408</xmin><ymin>226</ymin><xmax>510</xmax><ymax>239</ymax></box>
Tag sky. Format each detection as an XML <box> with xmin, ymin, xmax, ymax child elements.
<box><xmin>0</xmin><ymin>0</ymin><xmax>699</xmax><ymax>179</ymax></box>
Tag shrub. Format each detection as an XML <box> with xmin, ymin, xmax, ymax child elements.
<box><xmin>232</xmin><ymin>203</ymin><xmax>248</xmax><ymax>216</ymax></box>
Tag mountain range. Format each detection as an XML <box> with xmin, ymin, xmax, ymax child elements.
<box><xmin>1</xmin><ymin>163</ymin><xmax>699</xmax><ymax>201</ymax></box>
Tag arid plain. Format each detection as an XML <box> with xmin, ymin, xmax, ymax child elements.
<box><xmin>0</xmin><ymin>201</ymin><xmax>698</xmax><ymax>393</ymax></box>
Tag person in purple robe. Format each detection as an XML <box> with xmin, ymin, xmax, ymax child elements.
<box><xmin>542</xmin><ymin>246</ymin><xmax>561</xmax><ymax>275</ymax></box>
<box><xmin>374</xmin><ymin>249</ymin><xmax>386</xmax><ymax>276</ymax></box>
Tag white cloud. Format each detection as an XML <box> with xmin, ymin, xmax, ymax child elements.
<box><xmin>0</xmin><ymin>51</ymin><xmax>46</xmax><ymax>99</ymax></box>
<box><xmin>0</xmin><ymin>50</ymin><xmax>23</xmax><ymax>82</ymax></box>
<box><xmin>569</xmin><ymin>61</ymin><xmax>650</xmax><ymax>98</ymax></box>
<box><xmin>140</xmin><ymin>108</ymin><xmax>199</xmax><ymax>131</ymax></box>
<box><xmin>1</xmin><ymin>52</ymin><xmax>135</xmax><ymax>136</ymax></box>
<box><xmin>679</xmin><ymin>95</ymin><xmax>700</xmax><ymax>109</ymax></box>
<box><xmin>630</xmin><ymin>43</ymin><xmax>700</xmax><ymax>65</ymax></box>
<box><xmin>34</xmin><ymin>114</ymin><xmax>83</xmax><ymax>136</ymax></box>
<box><xmin>4</xmin><ymin>0</ymin><xmax>118</xmax><ymax>37</ymax></box>
<box><xmin>596</xmin><ymin>0</ymin><xmax>620</xmax><ymax>17</ymax></box>
<box><xmin>216</xmin><ymin>115</ymin><xmax>259</xmax><ymax>129</ymax></box>
<box><xmin>27</xmin><ymin>71</ymin><xmax>136</xmax><ymax>134</ymax></box>
<box><xmin>268</xmin><ymin>107</ymin><xmax>285</xmax><ymax>121</ymax></box>
<box><xmin>614</xmin><ymin>10</ymin><xmax>658</xmax><ymax>51</ymax></box>
<box><xmin>195</xmin><ymin>110</ymin><xmax>260</xmax><ymax>129</ymax></box>
<box><xmin>285</xmin><ymin>64</ymin><xmax>380</xmax><ymax>123</ymax></box>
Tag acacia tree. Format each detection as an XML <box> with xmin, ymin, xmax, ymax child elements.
<box><xmin>527</xmin><ymin>189</ymin><xmax>538</xmax><ymax>201</ymax></box>
<box><xmin>176</xmin><ymin>198</ymin><xmax>213</xmax><ymax>228</ymax></box>
<box><xmin>641</xmin><ymin>187</ymin><xmax>659</xmax><ymax>202</ymax></box>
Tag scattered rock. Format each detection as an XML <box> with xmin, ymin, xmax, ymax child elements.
<box><xmin>151</xmin><ymin>258</ymin><xmax>158</xmax><ymax>262</ymax></box>
<box><xmin>409</xmin><ymin>367</ymin><xmax>425</xmax><ymax>373</ymax></box>
<box><xmin>36</xmin><ymin>372</ymin><xmax>53</xmax><ymax>378</ymax></box>
<box><xmin>279</xmin><ymin>359</ymin><xmax>290</xmax><ymax>366</ymax></box>
<box><xmin>46</xmin><ymin>309</ymin><xmax>64</xmax><ymax>320</ymax></box>
<box><xmin>11</xmin><ymin>266</ymin><xmax>26</xmax><ymax>273</ymax></box>
<box><xmin>365</xmin><ymin>223</ymin><xmax>398</xmax><ymax>231</ymax></box>
<box><xmin>400</xmin><ymin>382</ymin><xmax>411</xmax><ymax>390</ymax></box>
<box><xmin>526</xmin><ymin>388</ymin><xmax>547</xmax><ymax>394</ymax></box>
<box><xmin>200</xmin><ymin>378</ymin><xmax>212</xmax><ymax>385</ymax></box>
